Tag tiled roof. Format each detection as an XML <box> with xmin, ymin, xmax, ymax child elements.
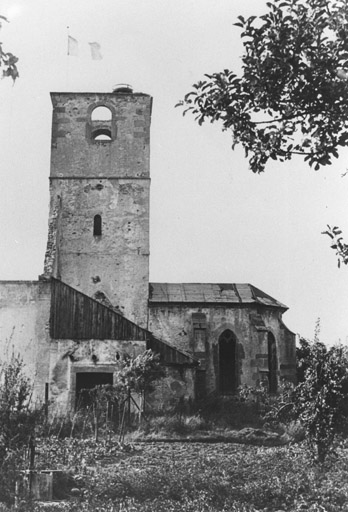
<box><xmin>149</xmin><ymin>283</ymin><xmax>287</xmax><ymax>309</ymax></box>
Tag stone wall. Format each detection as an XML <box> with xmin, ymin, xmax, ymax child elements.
<box><xmin>148</xmin><ymin>305</ymin><xmax>296</xmax><ymax>394</ymax></box>
<box><xmin>148</xmin><ymin>366</ymin><xmax>196</xmax><ymax>410</ymax></box>
<box><xmin>48</xmin><ymin>178</ymin><xmax>149</xmax><ymax>324</ymax></box>
<box><xmin>0</xmin><ymin>280</ymin><xmax>51</xmax><ymax>403</ymax></box>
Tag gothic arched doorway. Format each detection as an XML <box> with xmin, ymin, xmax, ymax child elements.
<box><xmin>219</xmin><ymin>329</ymin><xmax>237</xmax><ymax>394</ymax></box>
<box><xmin>268</xmin><ymin>332</ymin><xmax>278</xmax><ymax>393</ymax></box>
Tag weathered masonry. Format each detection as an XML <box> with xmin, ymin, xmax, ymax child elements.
<box><xmin>148</xmin><ymin>283</ymin><xmax>296</xmax><ymax>397</ymax></box>
<box><xmin>0</xmin><ymin>87</ymin><xmax>296</xmax><ymax>410</ymax></box>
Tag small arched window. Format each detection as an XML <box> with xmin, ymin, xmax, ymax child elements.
<box><xmin>91</xmin><ymin>106</ymin><xmax>112</xmax><ymax>121</ymax></box>
<box><xmin>93</xmin><ymin>215</ymin><xmax>102</xmax><ymax>236</ymax></box>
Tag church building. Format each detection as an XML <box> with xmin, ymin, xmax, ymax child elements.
<box><xmin>0</xmin><ymin>87</ymin><xmax>296</xmax><ymax>410</ymax></box>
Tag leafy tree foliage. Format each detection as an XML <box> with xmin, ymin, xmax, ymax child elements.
<box><xmin>179</xmin><ymin>0</ymin><xmax>348</xmax><ymax>265</ymax></box>
<box><xmin>179</xmin><ymin>0</ymin><xmax>348</xmax><ymax>174</ymax></box>
<box><xmin>296</xmin><ymin>336</ymin><xmax>313</xmax><ymax>383</ymax></box>
<box><xmin>294</xmin><ymin>342</ymin><xmax>348</xmax><ymax>462</ymax></box>
<box><xmin>272</xmin><ymin>340</ymin><xmax>348</xmax><ymax>463</ymax></box>
<box><xmin>0</xmin><ymin>15</ymin><xmax>18</xmax><ymax>81</ymax></box>
<box><xmin>322</xmin><ymin>224</ymin><xmax>348</xmax><ymax>266</ymax></box>
<box><xmin>114</xmin><ymin>349</ymin><xmax>165</xmax><ymax>396</ymax></box>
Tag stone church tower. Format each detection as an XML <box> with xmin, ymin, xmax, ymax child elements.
<box><xmin>44</xmin><ymin>89</ymin><xmax>152</xmax><ymax>327</ymax></box>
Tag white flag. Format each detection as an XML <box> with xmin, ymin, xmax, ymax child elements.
<box><xmin>89</xmin><ymin>42</ymin><xmax>103</xmax><ymax>60</ymax></box>
<box><xmin>67</xmin><ymin>35</ymin><xmax>78</xmax><ymax>56</ymax></box>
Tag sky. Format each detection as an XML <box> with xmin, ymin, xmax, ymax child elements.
<box><xmin>0</xmin><ymin>0</ymin><xmax>348</xmax><ymax>345</ymax></box>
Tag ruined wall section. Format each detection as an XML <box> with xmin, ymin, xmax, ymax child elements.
<box><xmin>49</xmin><ymin>338</ymin><xmax>146</xmax><ymax>412</ymax></box>
<box><xmin>43</xmin><ymin>193</ymin><xmax>62</xmax><ymax>279</ymax></box>
<box><xmin>148</xmin><ymin>305</ymin><xmax>296</xmax><ymax>393</ymax></box>
<box><xmin>47</xmin><ymin>92</ymin><xmax>152</xmax><ymax>326</ymax></box>
<box><xmin>0</xmin><ymin>281</ymin><xmax>51</xmax><ymax>403</ymax></box>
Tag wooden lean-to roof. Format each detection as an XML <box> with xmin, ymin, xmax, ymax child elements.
<box><xmin>50</xmin><ymin>278</ymin><xmax>197</xmax><ymax>366</ymax></box>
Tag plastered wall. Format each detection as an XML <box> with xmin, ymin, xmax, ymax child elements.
<box><xmin>0</xmin><ymin>280</ymin><xmax>51</xmax><ymax>403</ymax></box>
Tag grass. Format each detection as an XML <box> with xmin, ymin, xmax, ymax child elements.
<box><xmin>1</xmin><ymin>397</ymin><xmax>345</xmax><ymax>511</ymax></box>
<box><xmin>10</xmin><ymin>435</ymin><xmax>348</xmax><ymax>512</ymax></box>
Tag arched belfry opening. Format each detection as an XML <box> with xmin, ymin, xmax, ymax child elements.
<box><xmin>89</xmin><ymin>104</ymin><xmax>114</xmax><ymax>141</ymax></box>
<box><xmin>91</xmin><ymin>105</ymin><xmax>112</xmax><ymax>121</ymax></box>
<box><xmin>218</xmin><ymin>329</ymin><xmax>238</xmax><ymax>394</ymax></box>
<box><xmin>268</xmin><ymin>332</ymin><xmax>278</xmax><ymax>393</ymax></box>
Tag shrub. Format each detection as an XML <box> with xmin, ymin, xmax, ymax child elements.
<box><xmin>265</xmin><ymin>341</ymin><xmax>348</xmax><ymax>463</ymax></box>
<box><xmin>0</xmin><ymin>354</ymin><xmax>42</xmax><ymax>504</ymax></box>
<box><xmin>294</xmin><ymin>342</ymin><xmax>348</xmax><ymax>463</ymax></box>
<box><xmin>195</xmin><ymin>391</ymin><xmax>264</xmax><ymax>429</ymax></box>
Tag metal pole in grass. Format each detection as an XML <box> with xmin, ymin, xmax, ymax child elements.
<box><xmin>45</xmin><ymin>383</ymin><xmax>49</xmax><ymax>422</ymax></box>
<box><xmin>127</xmin><ymin>387</ymin><xmax>131</xmax><ymax>427</ymax></box>
<box><xmin>28</xmin><ymin>435</ymin><xmax>35</xmax><ymax>499</ymax></box>
<box><xmin>119</xmin><ymin>403</ymin><xmax>126</xmax><ymax>444</ymax></box>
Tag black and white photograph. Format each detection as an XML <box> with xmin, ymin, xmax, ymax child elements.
<box><xmin>0</xmin><ymin>1</ymin><xmax>348</xmax><ymax>510</ymax></box>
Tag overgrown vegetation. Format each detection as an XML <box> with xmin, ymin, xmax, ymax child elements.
<box><xmin>2</xmin><ymin>343</ymin><xmax>348</xmax><ymax>509</ymax></box>
<box><xmin>179</xmin><ymin>0</ymin><xmax>348</xmax><ymax>173</ymax></box>
<box><xmin>16</xmin><ymin>438</ymin><xmax>348</xmax><ymax>511</ymax></box>
<box><xmin>0</xmin><ymin>354</ymin><xmax>42</xmax><ymax>503</ymax></box>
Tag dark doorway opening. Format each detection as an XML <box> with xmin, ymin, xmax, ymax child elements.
<box><xmin>219</xmin><ymin>330</ymin><xmax>237</xmax><ymax>394</ymax></box>
<box><xmin>268</xmin><ymin>333</ymin><xmax>278</xmax><ymax>393</ymax></box>
<box><xmin>75</xmin><ymin>372</ymin><xmax>113</xmax><ymax>408</ymax></box>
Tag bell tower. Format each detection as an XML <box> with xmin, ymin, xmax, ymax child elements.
<box><xmin>44</xmin><ymin>87</ymin><xmax>152</xmax><ymax>327</ymax></box>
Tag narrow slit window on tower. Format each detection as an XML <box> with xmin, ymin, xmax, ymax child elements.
<box><xmin>94</xmin><ymin>214</ymin><xmax>102</xmax><ymax>236</ymax></box>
